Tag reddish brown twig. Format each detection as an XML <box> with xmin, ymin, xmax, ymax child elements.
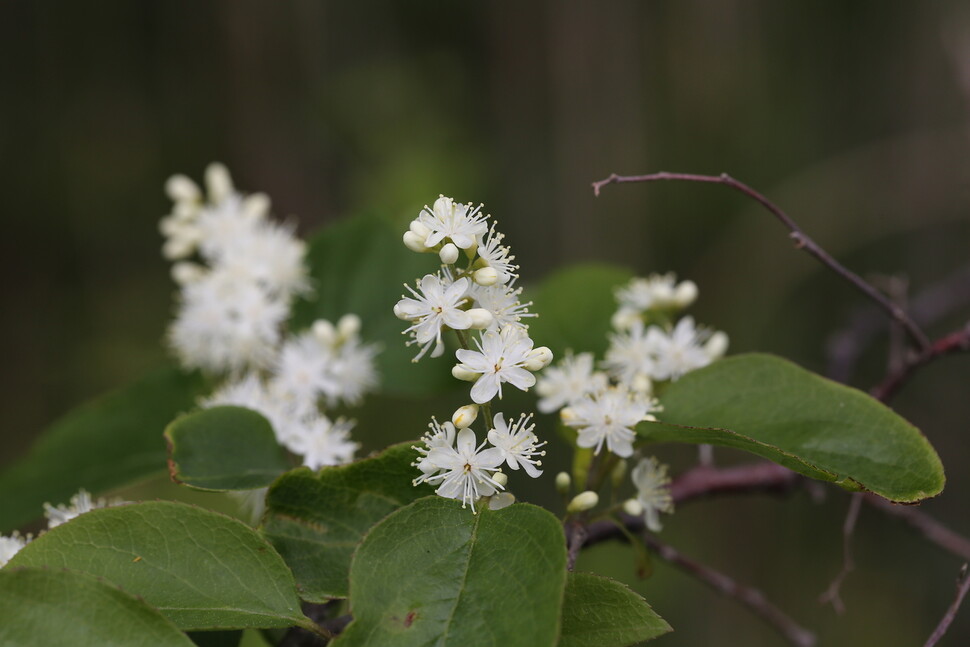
<box><xmin>643</xmin><ymin>533</ymin><xmax>816</xmax><ymax>647</ymax></box>
<box><xmin>818</xmin><ymin>492</ymin><xmax>863</xmax><ymax>613</ymax></box>
<box><xmin>871</xmin><ymin>325</ymin><xmax>970</xmax><ymax>401</ymax></box>
<box><xmin>925</xmin><ymin>564</ymin><xmax>970</xmax><ymax>647</ymax></box>
<box><xmin>591</xmin><ymin>171</ymin><xmax>931</xmax><ymax>351</ymax></box>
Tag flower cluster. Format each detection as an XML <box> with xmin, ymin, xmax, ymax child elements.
<box><xmin>1</xmin><ymin>489</ymin><xmax>122</xmax><ymax>567</ymax></box>
<box><xmin>162</xmin><ymin>165</ymin><xmax>379</xmax><ymax>476</ymax></box>
<box><xmin>536</xmin><ymin>272</ymin><xmax>727</xmax><ymax>531</ymax></box>
<box><xmin>397</xmin><ymin>195</ymin><xmax>551</xmax><ymax>511</ymax></box>
<box><xmin>162</xmin><ymin>163</ymin><xmax>308</xmax><ymax>374</ymax></box>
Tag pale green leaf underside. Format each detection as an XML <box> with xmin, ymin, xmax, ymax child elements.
<box><xmin>559</xmin><ymin>572</ymin><xmax>671</xmax><ymax>647</ymax></box>
<box><xmin>165</xmin><ymin>406</ymin><xmax>290</xmax><ymax>491</ymax></box>
<box><xmin>334</xmin><ymin>497</ymin><xmax>567</xmax><ymax>647</ymax></box>
<box><xmin>639</xmin><ymin>353</ymin><xmax>944</xmax><ymax>502</ymax></box>
<box><xmin>260</xmin><ymin>443</ymin><xmax>434</xmax><ymax>601</ymax></box>
<box><xmin>0</xmin><ymin>567</ymin><xmax>196</xmax><ymax>647</ymax></box>
<box><xmin>7</xmin><ymin>502</ymin><xmax>310</xmax><ymax>632</ymax></box>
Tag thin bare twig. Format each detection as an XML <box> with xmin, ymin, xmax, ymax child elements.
<box><xmin>591</xmin><ymin>171</ymin><xmax>931</xmax><ymax>350</ymax></box>
<box><xmin>827</xmin><ymin>263</ymin><xmax>970</xmax><ymax>383</ymax></box>
<box><xmin>925</xmin><ymin>564</ymin><xmax>970</xmax><ymax>647</ymax></box>
<box><xmin>818</xmin><ymin>493</ymin><xmax>863</xmax><ymax>613</ymax></box>
<box><xmin>643</xmin><ymin>533</ymin><xmax>816</xmax><ymax>647</ymax></box>
<box><xmin>871</xmin><ymin>325</ymin><xmax>970</xmax><ymax>401</ymax></box>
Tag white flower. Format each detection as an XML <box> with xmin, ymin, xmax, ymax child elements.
<box><xmin>270</xmin><ymin>324</ymin><xmax>379</xmax><ymax>411</ymax></box>
<box><xmin>487</xmin><ymin>413</ymin><xmax>545</xmax><ymax>477</ymax></box>
<box><xmin>648</xmin><ymin>316</ymin><xmax>714</xmax><ymax>381</ymax></box>
<box><xmin>416</xmin><ymin>196</ymin><xmax>488</xmax><ymax>249</ymax></box>
<box><xmin>395</xmin><ymin>274</ymin><xmax>472</xmax><ymax>360</ymax></box>
<box><xmin>169</xmin><ymin>272</ymin><xmax>289</xmax><ymax>374</ymax></box>
<box><xmin>536</xmin><ymin>352</ymin><xmax>609</xmax><ymax>414</ymax></box>
<box><xmin>603</xmin><ymin>320</ymin><xmax>662</xmax><ymax>388</ymax></box>
<box><xmin>216</xmin><ymin>219</ymin><xmax>309</xmax><ymax>299</ymax></box>
<box><xmin>455</xmin><ymin>326</ymin><xmax>538</xmax><ymax>404</ymax></box>
<box><xmin>631</xmin><ymin>456</ymin><xmax>674</xmax><ymax>532</ymax></box>
<box><xmin>413</xmin><ymin>417</ymin><xmax>458</xmax><ymax>475</ymax></box>
<box><xmin>326</xmin><ymin>335</ymin><xmax>380</xmax><ymax>406</ymax></box>
<box><xmin>283</xmin><ymin>415</ymin><xmax>358</xmax><ymax>470</ymax></box>
<box><xmin>44</xmin><ymin>489</ymin><xmax>120</xmax><ymax>529</ymax></box>
<box><xmin>563</xmin><ymin>386</ymin><xmax>656</xmax><ymax>458</ymax></box>
<box><xmin>468</xmin><ymin>279</ymin><xmax>535</xmax><ymax>331</ymax></box>
<box><xmin>229</xmin><ymin>487</ymin><xmax>268</xmax><ymax>526</ymax></box>
<box><xmin>612</xmin><ymin>274</ymin><xmax>697</xmax><ymax>330</ymax></box>
<box><xmin>415</xmin><ymin>427</ymin><xmax>505</xmax><ymax>512</ymax></box>
<box><xmin>204</xmin><ymin>373</ymin><xmax>306</xmax><ymax>445</ymax></box>
<box><xmin>475</xmin><ymin>222</ymin><xmax>518</xmax><ymax>284</ymax></box>
<box><xmin>0</xmin><ymin>532</ymin><xmax>30</xmax><ymax>567</ymax></box>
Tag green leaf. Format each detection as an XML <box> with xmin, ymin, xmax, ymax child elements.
<box><xmin>165</xmin><ymin>406</ymin><xmax>291</xmax><ymax>491</ymax></box>
<box><xmin>292</xmin><ymin>213</ymin><xmax>453</xmax><ymax>396</ymax></box>
<box><xmin>559</xmin><ymin>572</ymin><xmax>671</xmax><ymax>646</ymax></box>
<box><xmin>0</xmin><ymin>567</ymin><xmax>196</xmax><ymax>647</ymax></box>
<box><xmin>0</xmin><ymin>366</ymin><xmax>205</xmax><ymax>533</ymax></box>
<box><xmin>640</xmin><ymin>353</ymin><xmax>945</xmax><ymax>502</ymax></box>
<box><xmin>527</xmin><ymin>264</ymin><xmax>633</xmax><ymax>358</ymax></box>
<box><xmin>260</xmin><ymin>443</ymin><xmax>434</xmax><ymax>601</ymax></box>
<box><xmin>7</xmin><ymin>501</ymin><xmax>314</xmax><ymax>632</ymax></box>
<box><xmin>334</xmin><ymin>497</ymin><xmax>567</xmax><ymax>647</ymax></box>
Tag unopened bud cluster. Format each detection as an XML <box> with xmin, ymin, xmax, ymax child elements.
<box><xmin>400</xmin><ymin>195</ymin><xmax>552</xmax><ymax>511</ymax></box>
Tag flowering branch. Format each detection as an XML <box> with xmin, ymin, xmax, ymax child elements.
<box><xmin>925</xmin><ymin>564</ymin><xmax>970</xmax><ymax>647</ymax></box>
<box><xmin>591</xmin><ymin>171</ymin><xmax>931</xmax><ymax>351</ymax></box>
<box><xmin>642</xmin><ymin>533</ymin><xmax>816</xmax><ymax>647</ymax></box>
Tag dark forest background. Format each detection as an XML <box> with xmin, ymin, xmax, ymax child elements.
<box><xmin>3</xmin><ymin>2</ymin><xmax>970</xmax><ymax>645</ymax></box>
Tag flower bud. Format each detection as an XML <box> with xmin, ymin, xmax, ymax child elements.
<box><xmin>524</xmin><ymin>346</ymin><xmax>554</xmax><ymax>371</ymax></box>
<box><xmin>171</xmin><ymin>262</ymin><xmax>205</xmax><ymax>285</ymax></box>
<box><xmin>409</xmin><ymin>219</ymin><xmax>432</xmax><ymax>240</ymax></box>
<box><xmin>162</xmin><ymin>237</ymin><xmax>194</xmax><ymax>260</ymax></box>
<box><xmin>555</xmin><ymin>471</ymin><xmax>571</xmax><ymax>495</ymax></box>
<box><xmin>172</xmin><ymin>201</ymin><xmax>198</xmax><ymax>221</ymax></box>
<box><xmin>704</xmin><ymin>331</ymin><xmax>729</xmax><ymax>360</ymax></box>
<box><xmin>452</xmin><ymin>365</ymin><xmax>481</xmax><ymax>381</ymax></box>
<box><xmin>242</xmin><ymin>192</ymin><xmax>270</xmax><ymax>221</ymax></box>
<box><xmin>623</xmin><ymin>498</ymin><xmax>644</xmax><ymax>517</ymax></box>
<box><xmin>312</xmin><ymin>319</ymin><xmax>337</xmax><ymax>345</ymax></box>
<box><xmin>567</xmin><ymin>490</ymin><xmax>599</xmax><ymax>513</ymax></box>
<box><xmin>165</xmin><ymin>174</ymin><xmax>201</xmax><ymax>203</ymax></box>
<box><xmin>159</xmin><ymin>215</ymin><xmax>180</xmax><ymax>237</ymax></box>
<box><xmin>439</xmin><ymin>243</ymin><xmax>460</xmax><ymax>265</ymax></box>
<box><xmin>338</xmin><ymin>313</ymin><xmax>361</xmax><ymax>340</ymax></box>
<box><xmin>488</xmin><ymin>492</ymin><xmax>515</xmax><ymax>510</ymax></box>
<box><xmin>403</xmin><ymin>231</ymin><xmax>430</xmax><ymax>253</ymax></box>
<box><xmin>560</xmin><ymin>406</ymin><xmax>577</xmax><ymax>424</ymax></box>
<box><xmin>452</xmin><ymin>404</ymin><xmax>479</xmax><ymax>429</ymax></box>
<box><xmin>467</xmin><ymin>308</ymin><xmax>494</xmax><ymax>330</ymax></box>
<box><xmin>204</xmin><ymin>162</ymin><xmax>233</xmax><ymax>203</ymax></box>
<box><xmin>611</xmin><ymin>310</ymin><xmax>640</xmax><ymax>331</ymax></box>
<box><xmin>674</xmin><ymin>280</ymin><xmax>698</xmax><ymax>308</ymax></box>
<box><xmin>631</xmin><ymin>374</ymin><xmax>653</xmax><ymax>396</ymax></box>
<box><xmin>473</xmin><ymin>266</ymin><xmax>500</xmax><ymax>286</ymax></box>
<box><xmin>492</xmin><ymin>471</ymin><xmax>509</xmax><ymax>488</ymax></box>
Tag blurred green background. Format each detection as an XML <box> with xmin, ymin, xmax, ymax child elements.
<box><xmin>3</xmin><ymin>1</ymin><xmax>970</xmax><ymax>645</ymax></box>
